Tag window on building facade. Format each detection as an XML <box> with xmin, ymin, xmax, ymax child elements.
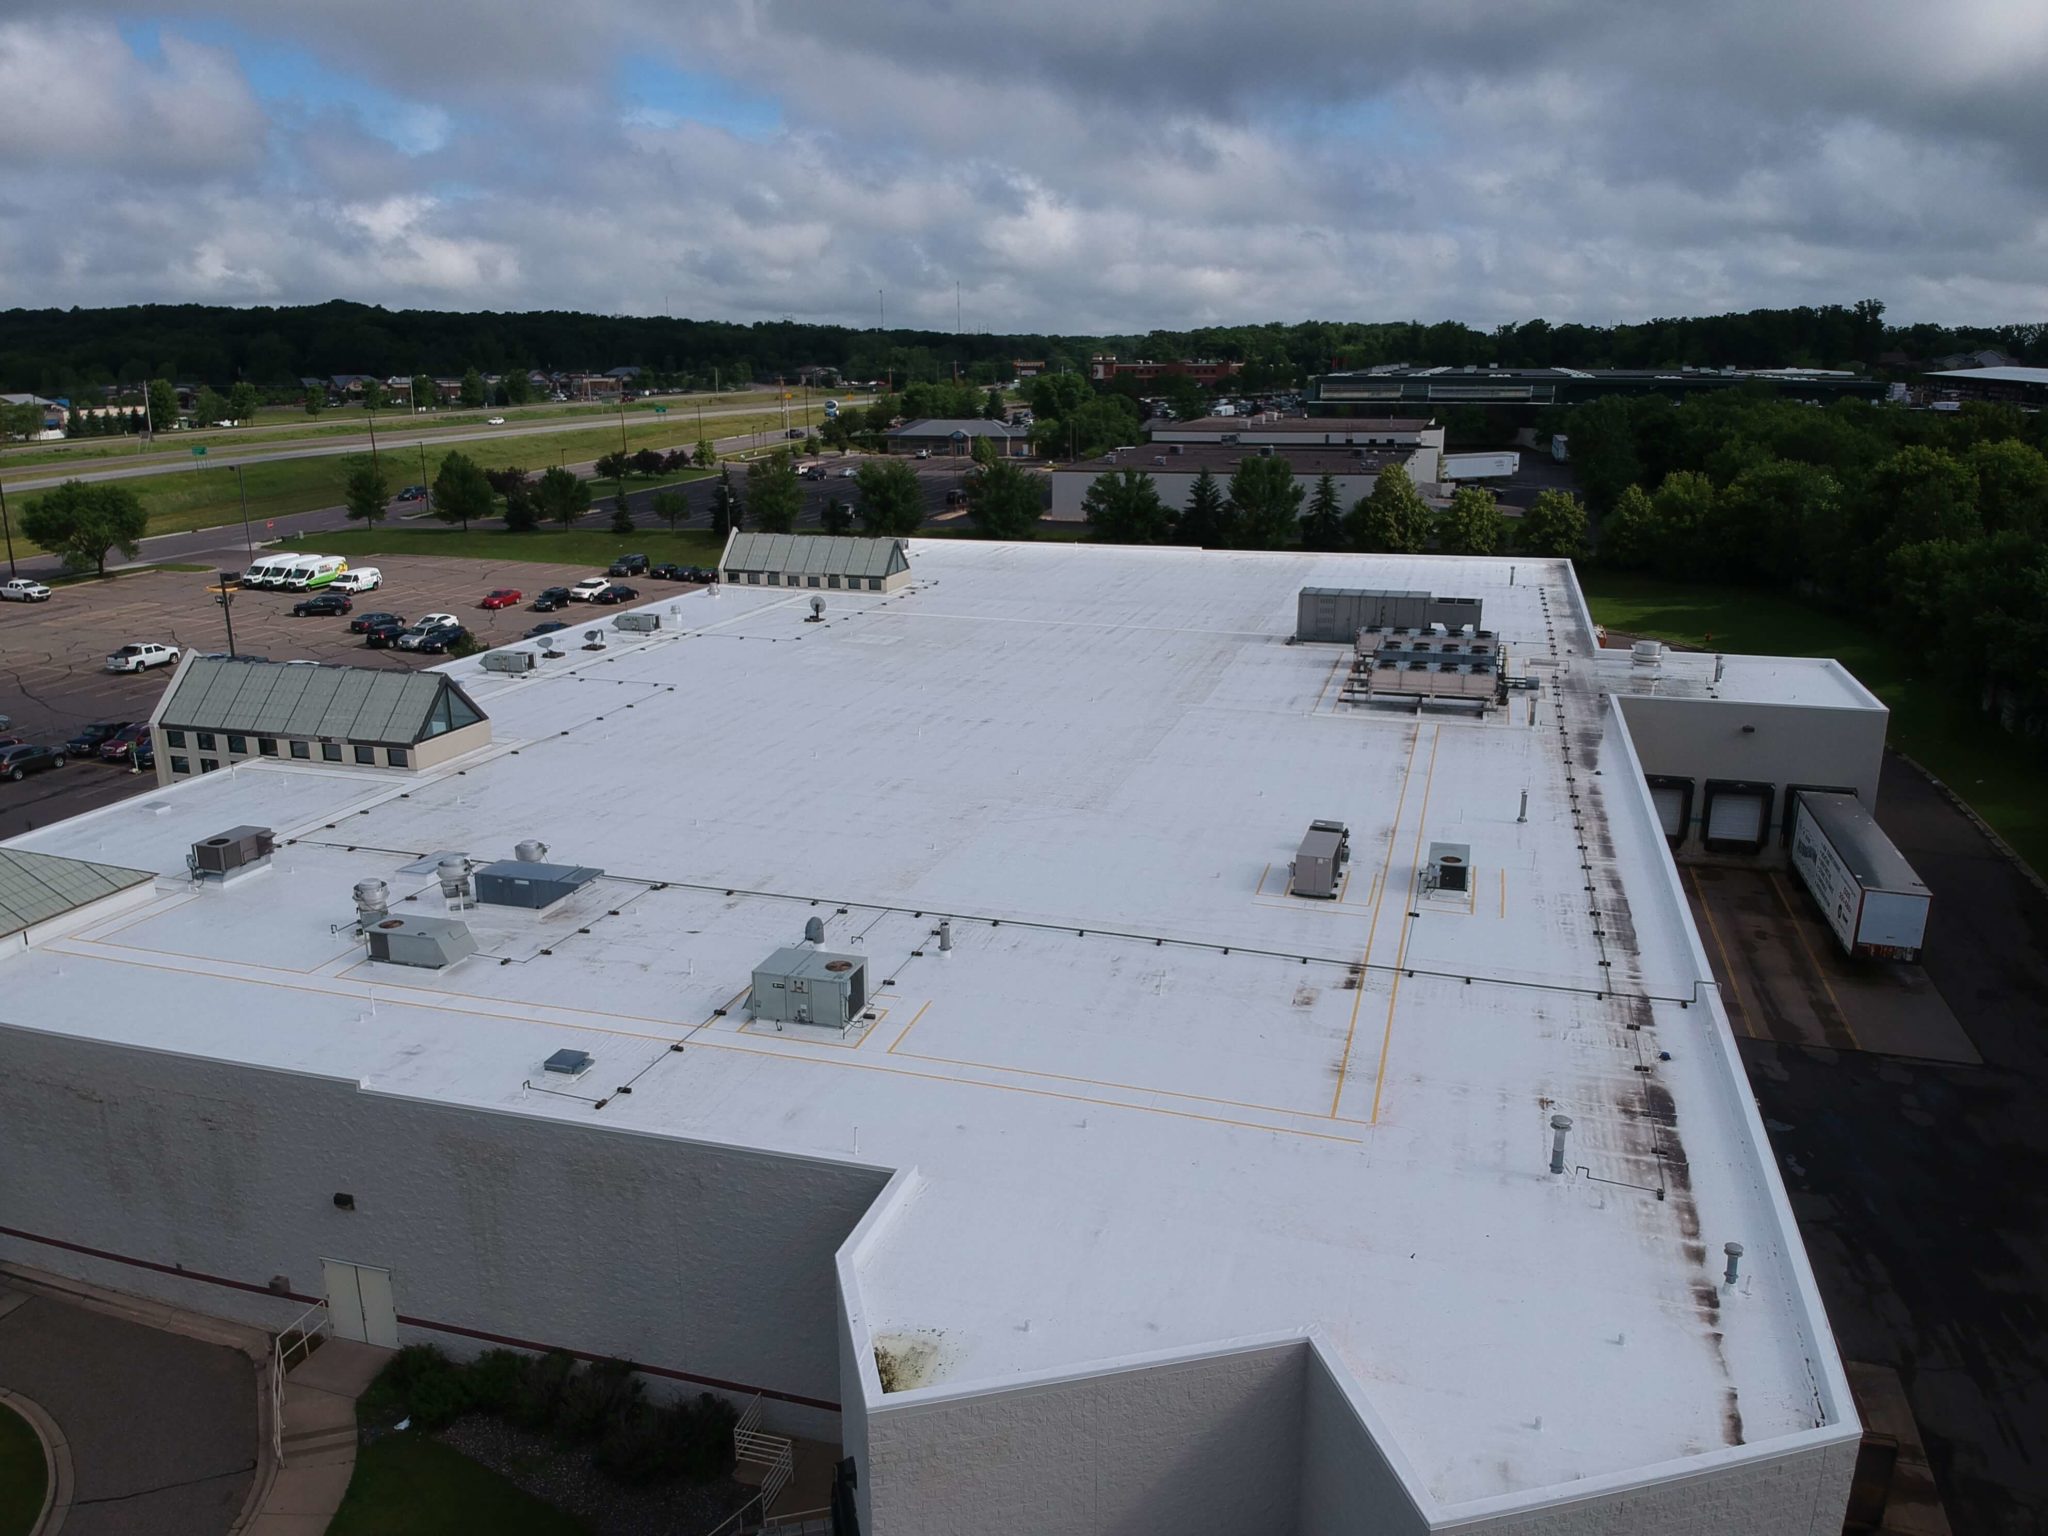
<box><xmin>166</xmin><ymin>729</ymin><xmax>186</xmax><ymax>748</ymax></box>
<box><xmin>200</xmin><ymin>758</ymin><xmax>219</xmax><ymax>773</ymax></box>
<box><xmin>354</xmin><ymin>745</ymin><xmax>375</xmax><ymax>765</ymax></box>
<box><xmin>289</xmin><ymin>741</ymin><xmax>310</xmax><ymax>759</ymax></box>
<box><xmin>321</xmin><ymin>743</ymin><xmax>342</xmax><ymax>762</ymax></box>
<box><xmin>169</xmin><ymin>756</ymin><xmax>190</xmax><ymax>775</ymax></box>
<box><xmin>196</xmin><ymin>732</ymin><xmax>216</xmax><ymax>750</ymax></box>
<box><xmin>227</xmin><ymin>735</ymin><xmax>247</xmax><ymax>755</ymax></box>
<box><xmin>387</xmin><ymin>747</ymin><xmax>409</xmax><ymax>767</ymax></box>
<box><xmin>258</xmin><ymin>739</ymin><xmax>278</xmax><ymax>757</ymax></box>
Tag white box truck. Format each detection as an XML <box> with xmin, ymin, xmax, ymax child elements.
<box><xmin>1789</xmin><ymin>791</ymin><xmax>1931</xmax><ymax>962</ymax></box>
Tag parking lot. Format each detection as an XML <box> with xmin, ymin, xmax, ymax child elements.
<box><xmin>0</xmin><ymin>553</ymin><xmax>627</xmax><ymax>839</ymax></box>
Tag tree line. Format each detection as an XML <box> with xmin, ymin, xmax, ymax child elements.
<box><xmin>5</xmin><ymin>297</ymin><xmax>2042</xmax><ymax>401</ymax></box>
<box><xmin>1565</xmin><ymin>390</ymin><xmax>2048</xmax><ymax>734</ymax></box>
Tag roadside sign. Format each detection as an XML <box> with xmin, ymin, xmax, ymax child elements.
<box><xmin>191</xmin><ymin>445</ymin><xmax>208</xmax><ymax>457</ymax></box>
<box><xmin>654</xmin><ymin>406</ymin><xmax>668</xmax><ymax>415</ymax></box>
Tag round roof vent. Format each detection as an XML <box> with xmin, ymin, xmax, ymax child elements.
<box><xmin>825</xmin><ymin>960</ymin><xmax>853</xmax><ymax>972</ymax></box>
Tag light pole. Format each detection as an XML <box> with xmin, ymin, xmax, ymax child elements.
<box><xmin>0</xmin><ymin>469</ymin><xmax>14</xmax><ymax>578</ymax></box>
<box><xmin>214</xmin><ymin>569</ymin><xmax>239</xmax><ymax>659</ymax></box>
<box><xmin>364</xmin><ymin>400</ymin><xmax>381</xmax><ymax>475</ymax></box>
<box><xmin>223</xmin><ymin>464</ymin><xmax>254</xmax><ymax>557</ymax></box>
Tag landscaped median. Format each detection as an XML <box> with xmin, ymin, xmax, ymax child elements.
<box><xmin>0</xmin><ymin>1399</ymin><xmax>48</xmax><ymax>1536</ymax></box>
<box><xmin>331</xmin><ymin>1345</ymin><xmax>749</xmax><ymax>1536</ymax></box>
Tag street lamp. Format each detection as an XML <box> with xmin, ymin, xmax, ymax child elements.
<box><xmin>212</xmin><ymin>570</ymin><xmax>240</xmax><ymax>659</ymax></box>
<box><xmin>221</xmin><ymin>463</ymin><xmax>255</xmax><ymax>557</ymax></box>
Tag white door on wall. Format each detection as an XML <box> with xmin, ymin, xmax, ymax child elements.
<box><xmin>1707</xmin><ymin>791</ymin><xmax>1766</xmax><ymax>846</ymax></box>
<box><xmin>323</xmin><ymin>1258</ymin><xmax>399</xmax><ymax>1347</ymax></box>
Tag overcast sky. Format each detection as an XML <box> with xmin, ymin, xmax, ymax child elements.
<box><xmin>2</xmin><ymin>2</ymin><xmax>2045</xmax><ymax>332</ymax></box>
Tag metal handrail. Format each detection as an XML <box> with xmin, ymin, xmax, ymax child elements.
<box><xmin>269</xmin><ymin>1298</ymin><xmax>331</xmax><ymax>1461</ymax></box>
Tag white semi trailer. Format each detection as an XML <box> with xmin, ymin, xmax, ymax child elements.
<box><xmin>1789</xmin><ymin>791</ymin><xmax>1931</xmax><ymax>962</ymax></box>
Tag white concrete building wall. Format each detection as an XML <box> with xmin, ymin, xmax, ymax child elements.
<box><xmin>1298</xmin><ymin>1343</ymin><xmax>1430</xmax><ymax>1535</ymax></box>
<box><xmin>861</xmin><ymin>1342</ymin><xmax>1308</xmax><ymax>1536</ymax></box>
<box><xmin>1613</xmin><ymin>694</ymin><xmax>1888</xmax><ymax>856</ymax></box>
<box><xmin>0</xmin><ymin>1027</ymin><xmax>888</xmax><ymax>1436</ymax></box>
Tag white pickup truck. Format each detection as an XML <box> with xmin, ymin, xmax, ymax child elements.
<box><xmin>1</xmin><ymin>577</ymin><xmax>52</xmax><ymax>602</ymax></box>
<box><xmin>105</xmin><ymin>642</ymin><xmax>181</xmax><ymax>673</ymax></box>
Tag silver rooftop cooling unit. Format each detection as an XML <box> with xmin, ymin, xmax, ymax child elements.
<box><xmin>363</xmin><ymin>914</ymin><xmax>477</xmax><ymax>969</ymax></box>
<box><xmin>612</xmin><ymin>612</ymin><xmax>660</xmax><ymax>633</ymax></box>
<box><xmin>190</xmin><ymin>825</ymin><xmax>274</xmax><ymax>877</ymax></box>
<box><xmin>481</xmin><ymin>649</ymin><xmax>538</xmax><ymax>673</ymax></box>
<box><xmin>1427</xmin><ymin>841</ymin><xmax>1473</xmax><ymax>894</ymax></box>
<box><xmin>750</xmin><ymin>946</ymin><xmax>869</xmax><ymax>1027</ymax></box>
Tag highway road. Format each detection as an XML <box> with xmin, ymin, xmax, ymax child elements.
<box><xmin>0</xmin><ymin>394</ymin><xmax>808</xmax><ymax>493</ymax></box>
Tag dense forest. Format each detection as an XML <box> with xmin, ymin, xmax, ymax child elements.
<box><xmin>2</xmin><ymin>298</ymin><xmax>2044</xmax><ymax>399</ymax></box>
<box><xmin>1560</xmin><ymin>392</ymin><xmax>2048</xmax><ymax>734</ymax></box>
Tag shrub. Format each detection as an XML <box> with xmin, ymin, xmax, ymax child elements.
<box><xmin>668</xmin><ymin>1392</ymin><xmax>739</xmax><ymax>1481</ymax></box>
<box><xmin>363</xmin><ymin>1344</ymin><xmax>467</xmax><ymax>1428</ymax></box>
<box><xmin>464</xmin><ymin>1348</ymin><xmax>528</xmax><ymax>1417</ymax></box>
<box><xmin>553</xmin><ymin>1356</ymin><xmax>641</xmax><ymax>1446</ymax></box>
<box><xmin>593</xmin><ymin>1401</ymin><xmax>672</xmax><ymax>1485</ymax></box>
<box><xmin>507</xmin><ymin>1349</ymin><xmax>577</xmax><ymax>1432</ymax></box>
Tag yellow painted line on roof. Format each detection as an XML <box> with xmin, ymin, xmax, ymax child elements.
<box><xmin>1327</xmin><ymin>720</ymin><xmax>1422</xmax><ymax>1118</ymax></box>
<box><xmin>1370</xmin><ymin>723</ymin><xmax>1443</xmax><ymax>1126</ymax></box>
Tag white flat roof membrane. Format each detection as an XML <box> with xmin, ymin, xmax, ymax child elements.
<box><xmin>2</xmin><ymin>542</ymin><xmax>1843</xmax><ymax>1506</ymax></box>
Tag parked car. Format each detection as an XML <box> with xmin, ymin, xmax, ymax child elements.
<box><xmin>2</xmin><ymin>742</ymin><xmax>69</xmax><ymax>780</ymax></box>
<box><xmin>410</xmin><ymin>623</ymin><xmax>468</xmax><ymax>654</ymax></box>
<box><xmin>415</xmin><ymin>612</ymin><xmax>459</xmax><ymax>631</ymax></box>
<box><xmin>838</xmin><ymin>466</ymin><xmax>857</xmax><ymax>477</ymax></box>
<box><xmin>683</xmin><ymin>566</ymin><xmax>713</xmax><ymax>583</ymax></box>
<box><xmin>569</xmin><ymin>577</ymin><xmax>613</xmax><ymax>602</ymax></box>
<box><xmin>945</xmin><ymin>489</ymin><xmax>966</xmax><ymax>506</ymax></box>
<box><xmin>786</xmin><ymin>428</ymin><xmax>805</xmax><ymax>439</ymax></box>
<box><xmin>362</xmin><ymin>618</ymin><xmax>409</xmax><ymax>648</ymax></box>
<box><xmin>914</xmin><ymin>448</ymin><xmax>931</xmax><ymax>459</ymax></box>
<box><xmin>349</xmin><ymin>611</ymin><xmax>404</xmax><ymax>634</ymax></box>
<box><xmin>591</xmin><ymin>583</ymin><xmax>638</xmax><ymax>605</ymax></box>
<box><xmin>0</xmin><ymin>577</ymin><xmax>52</xmax><ymax>602</ymax></box>
<box><xmin>331</xmin><ymin>567</ymin><xmax>383</xmax><ymax>593</ymax></box>
<box><xmin>525</xmin><ymin>621</ymin><xmax>569</xmax><ymax>639</ymax></box>
<box><xmin>801</xmin><ymin>466</ymin><xmax>827</xmax><ymax>481</ymax></box>
<box><xmin>478</xmin><ymin>588</ymin><xmax>523</xmax><ymax>610</ymax></box>
<box><xmin>648</xmin><ymin>563</ymin><xmax>682</xmax><ymax>581</ymax></box>
<box><xmin>607</xmin><ymin>553</ymin><xmax>649</xmax><ymax>576</ymax></box>
<box><xmin>530</xmin><ymin>587</ymin><xmax>572</xmax><ymax>612</ymax></box>
<box><xmin>486</xmin><ymin>416</ymin><xmax>507</xmax><ymax>425</ymax></box>
<box><xmin>292</xmin><ymin>591</ymin><xmax>353</xmax><ymax>616</ymax></box>
<box><xmin>105</xmin><ymin>642</ymin><xmax>180</xmax><ymax>673</ymax></box>
<box><xmin>65</xmin><ymin>722</ymin><xmax>132</xmax><ymax>757</ymax></box>
<box><xmin>98</xmin><ymin>723</ymin><xmax>152</xmax><ymax>762</ymax></box>
<box><xmin>395</xmin><ymin>485</ymin><xmax>427</xmax><ymax>502</ymax></box>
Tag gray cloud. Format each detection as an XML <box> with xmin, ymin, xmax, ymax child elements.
<box><xmin>1</xmin><ymin>4</ymin><xmax>2044</xmax><ymax>328</ymax></box>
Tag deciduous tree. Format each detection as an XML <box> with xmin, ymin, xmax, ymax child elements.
<box><xmin>19</xmin><ymin>481</ymin><xmax>149</xmax><ymax>576</ymax></box>
<box><xmin>537</xmin><ymin>465</ymin><xmax>590</xmax><ymax>529</ymax></box>
<box><xmin>343</xmin><ymin>455</ymin><xmax>389</xmax><ymax>526</ymax></box>
<box><xmin>459</xmin><ymin>367</ymin><xmax>485</xmax><ymax>408</ymax></box>
<box><xmin>1595</xmin><ymin>484</ymin><xmax>1657</xmax><ymax>569</ymax></box>
<box><xmin>1081</xmin><ymin>468</ymin><xmax>1173</xmax><ymax>544</ymax></box>
<box><xmin>432</xmin><ymin>451</ymin><xmax>494</xmax><ymax>532</ymax></box>
<box><xmin>1437</xmin><ymin>485</ymin><xmax>1507</xmax><ymax>555</ymax></box>
<box><xmin>965</xmin><ymin>458</ymin><xmax>1043</xmax><ymax>540</ymax></box>
<box><xmin>226</xmin><ymin>382</ymin><xmax>259</xmax><ymax>425</ymax></box>
<box><xmin>747</xmin><ymin>449</ymin><xmax>803</xmax><ymax>534</ymax></box>
<box><xmin>1346</xmin><ymin>463</ymin><xmax>1429</xmax><ymax>553</ymax></box>
<box><xmin>854</xmin><ymin>459</ymin><xmax>924</xmax><ymax>537</ymax></box>
<box><xmin>146</xmin><ymin>378</ymin><xmax>178</xmax><ymax>434</ymax></box>
<box><xmin>1515</xmin><ymin>489</ymin><xmax>1588</xmax><ymax>557</ymax></box>
<box><xmin>1228</xmin><ymin>454</ymin><xmax>1304</xmax><ymax>550</ymax></box>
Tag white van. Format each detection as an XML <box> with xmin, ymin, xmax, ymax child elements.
<box><xmin>243</xmin><ymin>554</ymin><xmax>297</xmax><ymax>589</ymax></box>
<box><xmin>330</xmin><ymin>567</ymin><xmax>382</xmax><ymax>594</ymax></box>
<box><xmin>278</xmin><ymin>555</ymin><xmax>349</xmax><ymax>591</ymax></box>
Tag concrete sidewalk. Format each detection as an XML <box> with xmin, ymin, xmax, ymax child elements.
<box><xmin>246</xmin><ymin>1338</ymin><xmax>387</xmax><ymax>1536</ymax></box>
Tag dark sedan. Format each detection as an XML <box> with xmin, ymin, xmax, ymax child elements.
<box><xmin>591</xmin><ymin>584</ymin><xmax>638</xmax><ymax>605</ymax></box>
<box><xmin>66</xmin><ymin>721</ymin><xmax>131</xmax><ymax>756</ymax></box>
<box><xmin>292</xmin><ymin>591</ymin><xmax>353</xmax><ymax>616</ymax></box>
<box><xmin>412</xmin><ymin>623</ymin><xmax>468</xmax><ymax>654</ymax></box>
<box><xmin>361</xmin><ymin>618</ymin><xmax>410</xmax><ymax>648</ymax></box>
<box><xmin>1</xmin><ymin>742</ymin><xmax>69</xmax><ymax>780</ymax></box>
<box><xmin>530</xmin><ymin>587</ymin><xmax>572</xmax><ymax>612</ymax></box>
<box><xmin>349</xmin><ymin>611</ymin><xmax>405</xmax><ymax>634</ymax></box>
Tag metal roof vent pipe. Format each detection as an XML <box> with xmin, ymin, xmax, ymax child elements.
<box><xmin>1518</xmin><ymin>789</ymin><xmax>1529</xmax><ymax>824</ymax></box>
<box><xmin>1723</xmin><ymin>1242</ymin><xmax>1744</xmax><ymax>1287</ymax></box>
<box><xmin>514</xmin><ymin>840</ymin><xmax>549</xmax><ymax>863</ymax></box>
<box><xmin>353</xmin><ymin>880</ymin><xmax>389</xmax><ymax>930</ymax></box>
<box><xmin>939</xmin><ymin>919</ymin><xmax>953</xmax><ymax>952</ymax></box>
<box><xmin>438</xmin><ymin>857</ymin><xmax>474</xmax><ymax>911</ymax></box>
<box><xmin>1549</xmin><ymin>1114</ymin><xmax>1573</xmax><ymax>1175</ymax></box>
<box><xmin>804</xmin><ymin>916</ymin><xmax>826</xmax><ymax>944</ymax></box>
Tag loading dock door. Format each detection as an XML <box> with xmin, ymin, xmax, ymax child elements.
<box><xmin>1649</xmin><ymin>780</ymin><xmax>1691</xmax><ymax>845</ymax></box>
<box><xmin>323</xmin><ymin>1258</ymin><xmax>399</xmax><ymax>1347</ymax></box>
<box><xmin>1703</xmin><ymin>783</ymin><xmax>1771</xmax><ymax>852</ymax></box>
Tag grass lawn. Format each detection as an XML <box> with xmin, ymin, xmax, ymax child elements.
<box><xmin>6</xmin><ymin>422</ymin><xmax>752</xmax><ymax>553</ymax></box>
<box><xmin>1579</xmin><ymin>569</ymin><xmax>2048</xmax><ymax>876</ymax></box>
<box><xmin>319</xmin><ymin>526</ymin><xmax>730</xmax><ymax>568</ymax></box>
<box><xmin>0</xmin><ymin>1402</ymin><xmax>46</xmax><ymax>1536</ymax></box>
<box><xmin>329</xmin><ymin>1433</ymin><xmax>588</xmax><ymax>1536</ymax></box>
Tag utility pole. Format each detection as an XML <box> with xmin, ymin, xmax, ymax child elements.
<box><xmin>0</xmin><ymin>471</ymin><xmax>14</xmax><ymax>578</ymax></box>
<box><xmin>364</xmin><ymin>399</ymin><xmax>381</xmax><ymax>475</ymax></box>
<box><xmin>617</xmin><ymin>388</ymin><xmax>629</xmax><ymax>458</ymax></box>
<box><xmin>418</xmin><ymin>442</ymin><xmax>432</xmax><ymax>518</ymax></box>
<box><xmin>226</xmin><ymin>464</ymin><xmax>254</xmax><ymax>556</ymax></box>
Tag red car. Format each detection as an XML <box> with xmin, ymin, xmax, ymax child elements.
<box><xmin>478</xmin><ymin>588</ymin><xmax>523</xmax><ymax>610</ymax></box>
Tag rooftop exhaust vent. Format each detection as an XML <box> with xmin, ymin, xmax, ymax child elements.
<box><xmin>189</xmin><ymin>825</ymin><xmax>274</xmax><ymax>879</ymax></box>
<box><xmin>481</xmin><ymin>649</ymin><xmax>537</xmax><ymax>673</ymax></box>
<box><xmin>544</xmin><ymin>1048</ymin><xmax>593</xmax><ymax>1077</ymax></box>
<box><xmin>614</xmin><ymin>612</ymin><xmax>660</xmax><ymax>633</ymax></box>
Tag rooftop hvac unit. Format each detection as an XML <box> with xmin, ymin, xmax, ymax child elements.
<box><xmin>1290</xmin><ymin>820</ymin><xmax>1351</xmax><ymax>899</ymax></box>
<box><xmin>481</xmin><ymin>649</ymin><xmax>537</xmax><ymax>673</ymax></box>
<box><xmin>1427</xmin><ymin>841</ymin><xmax>1473</xmax><ymax>894</ymax></box>
<box><xmin>363</xmin><ymin>914</ymin><xmax>477</xmax><ymax>968</ymax></box>
<box><xmin>473</xmin><ymin>858</ymin><xmax>603</xmax><ymax>910</ymax></box>
<box><xmin>613</xmin><ymin>612</ymin><xmax>660</xmax><ymax>633</ymax></box>
<box><xmin>189</xmin><ymin>825</ymin><xmax>274</xmax><ymax>877</ymax></box>
<box><xmin>750</xmin><ymin>945</ymin><xmax>869</xmax><ymax>1027</ymax></box>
